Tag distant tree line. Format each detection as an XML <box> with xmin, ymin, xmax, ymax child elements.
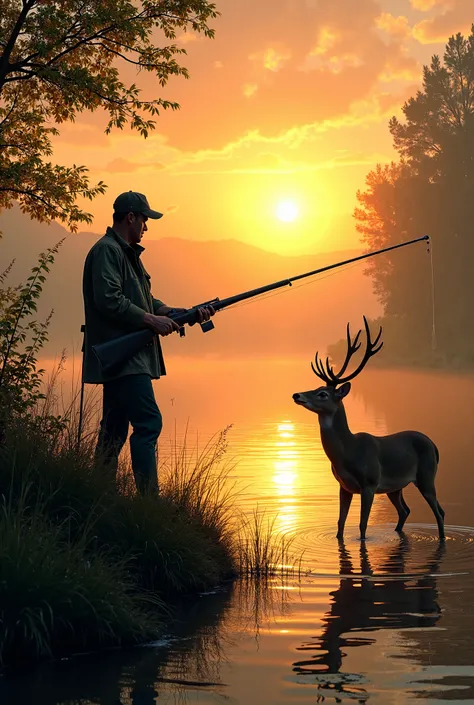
<box><xmin>345</xmin><ymin>26</ymin><xmax>474</xmax><ymax>369</ymax></box>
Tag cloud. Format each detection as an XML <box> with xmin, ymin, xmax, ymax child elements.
<box><xmin>161</xmin><ymin>87</ymin><xmax>412</xmax><ymax>177</ymax></box>
<box><xmin>300</xmin><ymin>51</ymin><xmax>365</xmax><ymax>74</ymax></box>
<box><xmin>413</xmin><ymin>3</ymin><xmax>473</xmax><ymax>43</ymax></box>
<box><xmin>410</xmin><ymin>0</ymin><xmax>448</xmax><ymax>10</ymax></box>
<box><xmin>140</xmin><ymin>0</ymin><xmax>423</xmax><ymax>152</ymax></box>
<box><xmin>105</xmin><ymin>158</ymin><xmax>141</xmax><ymax>173</ymax></box>
<box><xmin>105</xmin><ymin>158</ymin><xmax>166</xmax><ymax>173</ymax></box>
<box><xmin>54</xmin><ymin>121</ymin><xmax>109</xmax><ymax>147</ymax></box>
<box><xmin>176</xmin><ymin>31</ymin><xmax>201</xmax><ymax>44</ymax></box>
<box><xmin>311</xmin><ymin>26</ymin><xmax>338</xmax><ymax>55</ymax></box>
<box><xmin>249</xmin><ymin>45</ymin><xmax>292</xmax><ymax>72</ymax></box>
<box><xmin>377</xmin><ymin>45</ymin><xmax>420</xmax><ymax>82</ymax></box>
<box><xmin>50</xmin><ymin>0</ymin><xmax>430</xmax><ymax>190</ymax></box>
<box><xmin>254</xmin><ymin>152</ymin><xmax>286</xmax><ymax>169</ymax></box>
<box><xmin>243</xmin><ymin>83</ymin><xmax>258</xmax><ymax>98</ymax></box>
<box><xmin>375</xmin><ymin>13</ymin><xmax>412</xmax><ymax>39</ymax></box>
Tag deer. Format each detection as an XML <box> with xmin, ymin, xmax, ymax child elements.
<box><xmin>292</xmin><ymin>317</ymin><xmax>445</xmax><ymax>542</ymax></box>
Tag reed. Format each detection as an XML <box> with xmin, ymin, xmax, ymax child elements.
<box><xmin>237</xmin><ymin>508</ymin><xmax>303</xmax><ymax>579</ymax></box>
<box><xmin>0</xmin><ymin>355</ymin><xmax>304</xmax><ymax>664</ymax></box>
<box><xmin>0</xmin><ymin>496</ymin><xmax>159</xmax><ymax>663</ymax></box>
<box><xmin>0</xmin><ymin>357</ymin><xmax>239</xmax><ymax>662</ymax></box>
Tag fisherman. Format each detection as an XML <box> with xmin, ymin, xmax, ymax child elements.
<box><xmin>82</xmin><ymin>191</ymin><xmax>215</xmax><ymax>494</ymax></box>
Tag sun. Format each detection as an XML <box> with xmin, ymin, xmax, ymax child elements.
<box><xmin>276</xmin><ymin>200</ymin><xmax>299</xmax><ymax>222</ymax></box>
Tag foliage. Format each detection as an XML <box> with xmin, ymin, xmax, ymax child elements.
<box><xmin>0</xmin><ymin>241</ymin><xmax>67</xmax><ymax>436</ymax></box>
<box><xmin>0</xmin><ymin>410</ymin><xmax>238</xmax><ymax>663</ymax></box>
<box><xmin>354</xmin><ymin>26</ymin><xmax>474</xmax><ymax>367</ymax></box>
<box><xmin>0</xmin><ymin>499</ymin><xmax>160</xmax><ymax>662</ymax></box>
<box><xmin>0</xmin><ymin>405</ymin><xmax>239</xmax><ymax>595</ymax></box>
<box><xmin>389</xmin><ymin>31</ymin><xmax>474</xmax><ymax>181</ymax></box>
<box><xmin>237</xmin><ymin>508</ymin><xmax>302</xmax><ymax>579</ymax></box>
<box><xmin>160</xmin><ymin>425</ymin><xmax>237</xmax><ymax>563</ymax></box>
<box><xmin>0</xmin><ymin>0</ymin><xmax>218</xmax><ymax>230</ymax></box>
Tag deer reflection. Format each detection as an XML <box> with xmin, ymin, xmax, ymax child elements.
<box><xmin>293</xmin><ymin>537</ymin><xmax>445</xmax><ymax>698</ymax></box>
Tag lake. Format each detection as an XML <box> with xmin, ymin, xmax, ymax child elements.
<box><xmin>2</xmin><ymin>360</ymin><xmax>474</xmax><ymax>704</ymax></box>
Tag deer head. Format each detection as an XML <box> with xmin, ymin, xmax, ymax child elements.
<box><xmin>293</xmin><ymin>316</ymin><xmax>383</xmax><ymax>418</ymax></box>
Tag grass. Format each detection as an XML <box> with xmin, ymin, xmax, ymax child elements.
<box><xmin>237</xmin><ymin>508</ymin><xmax>303</xmax><ymax>579</ymax></box>
<box><xmin>0</xmin><ymin>357</ymin><xmax>303</xmax><ymax>666</ymax></box>
<box><xmin>0</xmin><ymin>499</ymin><xmax>160</xmax><ymax>663</ymax></box>
<box><xmin>0</xmin><ymin>409</ymin><xmax>239</xmax><ymax>663</ymax></box>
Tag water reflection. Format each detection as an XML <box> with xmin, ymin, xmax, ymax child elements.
<box><xmin>234</xmin><ymin>577</ymin><xmax>296</xmax><ymax>642</ymax></box>
<box><xmin>0</xmin><ymin>588</ymin><xmax>235</xmax><ymax>705</ymax></box>
<box><xmin>272</xmin><ymin>422</ymin><xmax>299</xmax><ymax>534</ymax></box>
<box><xmin>292</xmin><ymin>537</ymin><xmax>445</xmax><ymax>700</ymax></box>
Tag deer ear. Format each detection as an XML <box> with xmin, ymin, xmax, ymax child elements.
<box><xmin>336</xmin><ymin>382</ymin><xmax>351</xmax><ymax>399</ymax></box>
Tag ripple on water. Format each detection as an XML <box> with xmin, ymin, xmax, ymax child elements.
<box><xmin>287</xmin><ymin>522</ymin><xmax>474</xmax><ymax>579</ymax></box>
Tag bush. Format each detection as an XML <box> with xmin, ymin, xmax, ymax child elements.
<box><xmin>0</xmin><ymin>501</ymin><xmax>159</xmax><ymax>663</ymax></box>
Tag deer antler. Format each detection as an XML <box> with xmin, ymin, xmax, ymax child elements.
<box><xmin>311</xmin><ymin>316</ymin><xmax>383</xmax><ymax>387</ymax></box>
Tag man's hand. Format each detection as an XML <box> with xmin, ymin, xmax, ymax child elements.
<box><xmin>143</xmin><ymin>312</ymin><xmax>180</xmax><ymax>336</ymax></box>
<box><xmin>192</xmin><ymin>305</ymin><xmax>216</xmax><ymax>325</ymax></box>
<box><xmin>156</xmin><ymin>304</ymin><xmax>216</xmax><ymax>326</ymax></box>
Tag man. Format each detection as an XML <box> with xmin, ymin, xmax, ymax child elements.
<box><xmin>82</xmin><ymin>191</ymin><xmax>214</xmax><ymax>493</ymax></box>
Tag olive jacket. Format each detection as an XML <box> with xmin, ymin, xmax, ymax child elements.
<box><xmin>82</xmin><ymin>227</ymin><xmax>166</xmax><ymax>384</ymax></box>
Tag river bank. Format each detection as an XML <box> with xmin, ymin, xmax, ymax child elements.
<box><xmin>0</xmin><ymin>421</ymin><xmax>238</xmax><ymax>666</ymax></box>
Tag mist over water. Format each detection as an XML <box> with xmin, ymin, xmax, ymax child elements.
<box><xmin>3</xmin><ymin>361</ymin><xmax>474</xmax><ymax>703</ymax></box>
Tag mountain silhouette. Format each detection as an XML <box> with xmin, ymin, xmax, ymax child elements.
<box><xmin>0</xmin><ymin>207</ymin><xmax>381</xmax><ymax>360</ymax></box>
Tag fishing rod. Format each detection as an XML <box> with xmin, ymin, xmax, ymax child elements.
<box><xmin>90</xmin><ymin>234</ymin><xmax>430</xmax><ymax>378</ymax></box>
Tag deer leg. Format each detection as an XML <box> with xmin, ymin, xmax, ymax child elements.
<box><xmin>336</xmin><ymin>487</ymin><xmax>353</xmax><ymax>540</ymax></box>
<box><xmin>417</xmin><ymin>485</ymin><xmax>445</xmax><ymax>541</ymax></box>
<box><xmin>359</xmin><ymin>488</ymin><xmax>375</xmax><ymax>541</ymax></box>
<box><xmin>400</xmin><ymin>491</ymin><xmax>411</xmax><ymax>517</ymax></box>
<box><xmin>387</xmin><ymin>489</ymin><xmax>410</xmax><ymax>532</ymax></box>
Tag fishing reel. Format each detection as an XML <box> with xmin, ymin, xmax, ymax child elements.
<box><xmin>175</xmin><ymin>319</ymin><xmax>215</xmax><ymax>338</ymax></box>
<box><xmin>167</xmin><ymin>306</ymin><xmax>216</xmax><ymax>337</ymax></box>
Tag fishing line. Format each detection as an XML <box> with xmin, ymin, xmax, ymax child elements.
<box><xmin>223</xmin><ymin>240</ymin><xmax>438</xmax><ymax>356</ymax></box>
<box><xmin>219</xmin><ymin>259</ymin><xmax>372</xmax><ymax>312</ymax></box>
<box><xmin>427</xmin><ymin>237</ymin><xmax>437</xmax><ymax>352</ymax></box>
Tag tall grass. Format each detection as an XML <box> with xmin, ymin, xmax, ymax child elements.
<box><xmin>0</xmin><ymin>498</ymin><xmax>159</xmax><ymax>663</ymax></box>
<box><xmin>0</xmin><ymin>355</ymin><xmax>304</xmax><ymax>664</ymax></box>
<box><xmin>237</xmin><ymin>508</ymin><xmax>304</xmax><ymax>578</ymax></box>
<box><xmin>160</xmin><ymin>424</ymin><xmax>238</xmax><ymax>568</ymax></box>
<box><xmin>0</xmin><ymin>354</ymin><xmax>241</xmax><ymax>663</ymax></box>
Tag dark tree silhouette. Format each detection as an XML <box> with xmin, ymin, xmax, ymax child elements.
<box><xmin>354</xmin><ymin>27</ymin><xmax>474</xmax><ymax>367</ymax></box>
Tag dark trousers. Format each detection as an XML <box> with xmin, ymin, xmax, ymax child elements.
<box><xmin>95</xmin><ymin>374</ymin><xmax>163</xmax><ymax>494</ymax></box>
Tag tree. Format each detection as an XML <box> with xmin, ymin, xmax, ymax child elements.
<box><xmin>389</xmin><ymin>30</ymin><xmax>474</xmax><ymax>182</ymax></box>
<box><xmin>354</xmin><ymin>26</ymin><xmax>474</xmax><ymax>366</ymax></box>
<box><xmin>0</xmin><ymin>0</ymin><xmax>218</xmax><ymax>230</ymax></box>
<box><xmin>0</xmin><ymin>241</ymin><xmax>65</xmax><ymax>441</ymax></box>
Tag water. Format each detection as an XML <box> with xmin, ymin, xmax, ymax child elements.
<box><xmin>2</xmin><ymin>361</ymin><xmax>474</xmax><ymax>704</ymax></box>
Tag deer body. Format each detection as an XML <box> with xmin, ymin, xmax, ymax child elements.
<box><xmin>321</xmin><ymin>405</ymin><xmax>439</xmax><ymax>495</ymax></box>
<box><xmin>293</xmin><ymin>317</ymin><xmax>445</xmax><ymax>541</ymax></box>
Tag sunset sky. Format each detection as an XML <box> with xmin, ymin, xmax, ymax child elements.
<box><xmin>52</xmin><ymin>0</ymin><xmax>472</xmax><ymax>255</ymax></box>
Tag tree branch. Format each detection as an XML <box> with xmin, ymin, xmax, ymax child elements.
<box><xmin>0</xmin><ymin>186</ymin><xmax>68</xmax><ymax>212</ymax></box>
<box><xmin>0</xmin><ymin>0</ymin><xmax>37</xmax><ymax>88</ymax></box>
<box><xmin>93</xmin><ymin>42</ymin><xmax>175</xmax><ymax>70</ymax></box>
<box><xmin>5</xmin><ymin>7</ymin><xmax>201</xmax><ymax>82</ymax></box>
<box><xmin>0</xmin><ymin>92</ymin><xmax>20</xmax><ymax>128</ymax></box>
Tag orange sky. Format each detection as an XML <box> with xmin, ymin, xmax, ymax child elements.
<box><xmin>51</xmin><ymin>0</ymin><xmax>472</xmax><ymax>255</ymax></box>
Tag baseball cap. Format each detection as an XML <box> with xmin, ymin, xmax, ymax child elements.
<box><xmin>113</xmin><ymin>191</ymin><xmax>163</xmax><ymax>219</ymax></box>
